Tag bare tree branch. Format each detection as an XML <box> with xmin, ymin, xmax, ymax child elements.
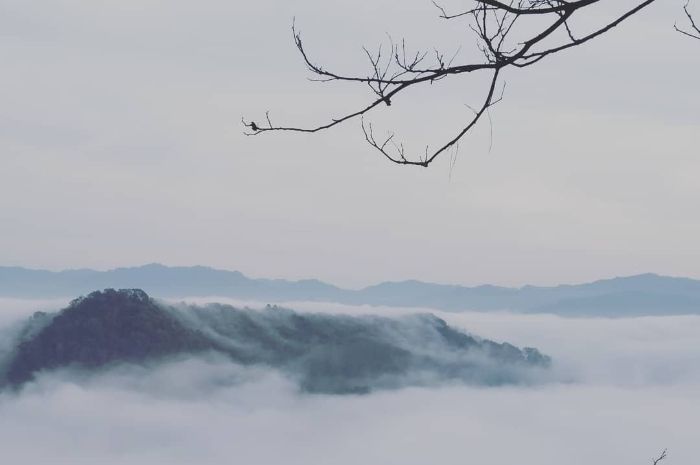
<box><xmin>676</xmin><ymin>2</ymin><xmax>700</xmax><ymax>40</ymax></box>
<box><xmin>243</xmin><ymin>0</ymin><xmax>660</xmax><ymax>167</ymax></box>
<box><xmin>652</xmin><ymin>449</ymin><xmax>668</xmax><ymax>465</ymax></box>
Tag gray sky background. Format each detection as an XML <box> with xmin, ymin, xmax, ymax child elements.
<box><xmin>1</xmin><ymin>0</ymin><xmax>698</xmax><ymax>287</ymax></box>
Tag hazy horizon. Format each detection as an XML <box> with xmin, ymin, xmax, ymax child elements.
<box><xmin>2</xmin><ymin>262</ymin><xmax>697</xmax><ymax>290</ymax></box>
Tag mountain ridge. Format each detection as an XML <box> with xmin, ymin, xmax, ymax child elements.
<box><xmin>2</xmin><ymin>265</ymin><xmax>700</xmax><ymax>317</ymax></box>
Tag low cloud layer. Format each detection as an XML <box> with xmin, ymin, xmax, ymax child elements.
<box><xmin>1</xmin><ymin>298</ymin><xmax>698</xmax><ymax>464</ymax></box>
<box><xmin>0</xmin><ymin>291</ymin><xmax>549</xmax><ymax>392</ymax></box>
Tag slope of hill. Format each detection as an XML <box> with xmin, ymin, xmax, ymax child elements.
<box><xmin>0</xmin><ymin>289</ymin><xmax>549</xmax><ymax>394</ymax></box>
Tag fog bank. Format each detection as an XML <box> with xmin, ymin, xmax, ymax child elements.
<box><xmin>0</xmin><ymin>298</ymin><xmax>698</xmax><ymax>464</ymax></box>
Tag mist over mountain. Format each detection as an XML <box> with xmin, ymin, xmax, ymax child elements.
<box><xmin>2</xmin><ymin>265</ymin><xmax>700</xmax><ymax>317</ymax></box>
<box><xmin>0</xmin><ymin>289</ymin><xmax>549</xmax><ymax>394</ymax></box>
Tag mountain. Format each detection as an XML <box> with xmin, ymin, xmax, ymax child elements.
<box><xmin>0</xmin><ymin>264</ymin><xmax>342</xmax><ymax>300</ymax></box>
<box><xmin>2</xmin><ymin>265</ymin><xmax>700</xmax><ymax>316</ymax></box>
<box><xmin>0</xmin><ymin>289</ymin><xmax>549</xmax><ymax>394</ymax></box>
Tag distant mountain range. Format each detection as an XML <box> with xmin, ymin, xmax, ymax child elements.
<box><xmin>0</xmin><ymin>289</ymin><xmax>549</xmax><ymax>393</ymax></box>
<box><xmin>2</xmin><ymin>264</ymin><xmax>700</xmax><ymax>317</ymax></box>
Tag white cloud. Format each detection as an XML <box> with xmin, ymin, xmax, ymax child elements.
<box><xmin>0</xmin><ymin>299</ymin><xmax>697</xmax><ymax>464</ymax></box>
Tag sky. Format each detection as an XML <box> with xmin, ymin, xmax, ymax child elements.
<box><xmin>1</xmin><ymin>0</ymin><xmax>699</xmax><ymax>288</ymax></box>
<box><xmin>1</xmin><ymin>297</ymin><xmax>699</xmax><ymax>464</ymax></box>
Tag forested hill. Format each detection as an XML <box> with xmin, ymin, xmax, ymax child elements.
<box><xmin>0</xmin><ymin>289</ymin><xmax>549</xmax><ymax>393</ymax></box>
<box><xmin>2</xmin><ymin>264</ymin><xmax>700</xmax><ymax>317</ymax></box>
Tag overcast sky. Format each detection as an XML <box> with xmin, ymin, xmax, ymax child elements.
<box><xmin>1</xmin><ymin>0</ymin><xmax>698</xmax><ymax>288</ymax></box>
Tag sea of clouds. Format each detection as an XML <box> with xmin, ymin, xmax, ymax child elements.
<box><xmin>0</xmin><ymin>297</ymin><xmax>697</xmax><ymax>465</ymax></box>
